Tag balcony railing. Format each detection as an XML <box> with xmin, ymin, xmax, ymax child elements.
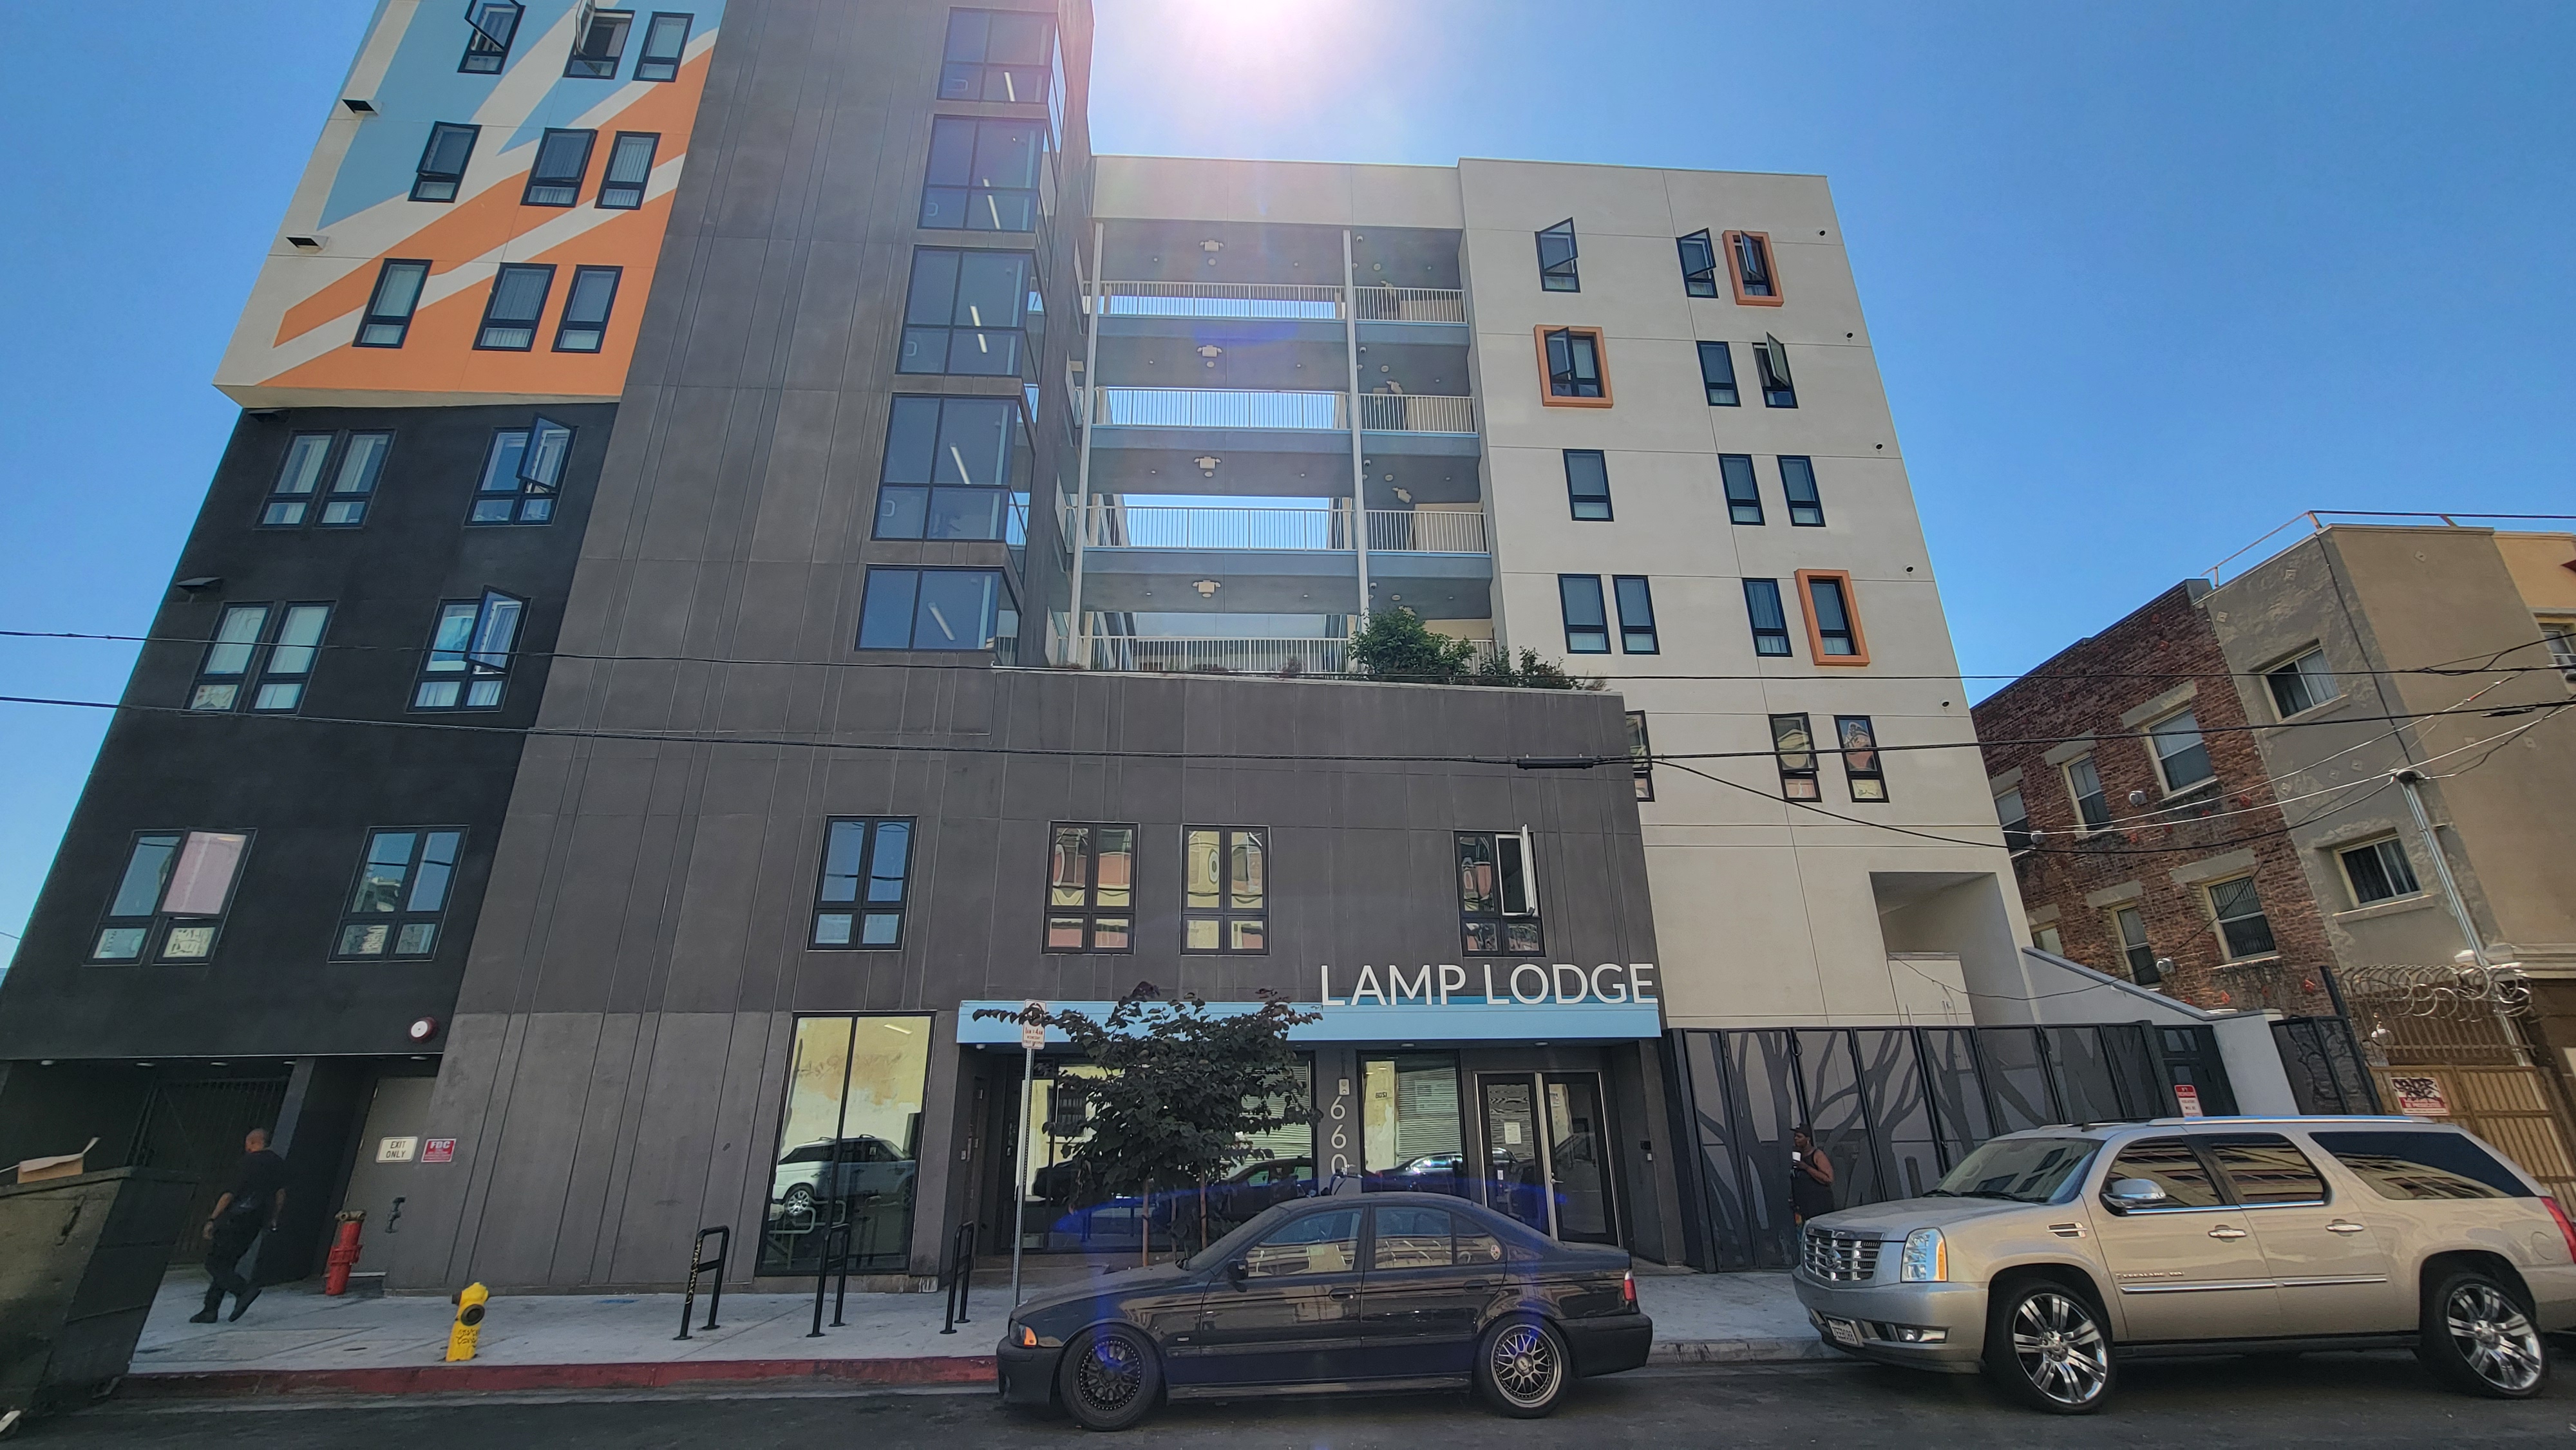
<box><xmin>1365</xmin><ymin>508</ymin><xmax>1487</xmax><ymax>554</ymax></box>
<box><xmin>1062</xmin><ymin>500</ymin><xmax>1486</xmax><ymax>556</ymax></box>
<box><xmin>1086</xmin><ymin>281</ymin><xmax>1464</xmax><ymax>325</ymax></box>
<box><xmin>1071</xmin><ymin>635</ymin><xmax>1502</xmax><ymax>675</ymax></box>
<box><xmin>1089</xmin><ymin>386</ymin><xmax>1473</xmax><ymax>435</ymax></box>
<box><xmin>1355</xmin><ymin>393</ymin><xmax>1475</xmax><ymax>434</ymax></box>
<box><xmin>1349</xmin><ymin>286</ymin><xmax>1466</xmax><ymax>323</ymax></box>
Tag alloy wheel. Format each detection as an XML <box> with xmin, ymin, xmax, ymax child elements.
<box><xmin>2446</xmin><ymin>1281</ymin><xmax>2544</xmax><ymax>1393</ymax></box>
<box><xmin>1074</xmin><ymin>1331</ymin><xmax>1146</xmax><ymax>1414</ymax></box>
<box><xmin>2010</xmin><ymin>1290</ymin><xmax>2109</xmax><ymax>1408</ymax></box>
<box><xmin>1488</xmin><ymin>1323</ymin><xmax>1563</xmax><ymax>1408</ymax></box>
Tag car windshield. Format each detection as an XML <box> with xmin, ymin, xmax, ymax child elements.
<box><xmin>1926</xmin><ymin>1137</ymin><xmax>2101</xmax><ymax>1204</ymax></box>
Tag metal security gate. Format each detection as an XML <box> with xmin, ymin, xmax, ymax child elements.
<box><xmin>1662</xmin><ymin>1024</ymin><xmax>2226</xmax><ymax>1272</ymax></box>
<box><xmin>125</xmin><ymin>1076</ymin><xmax>293</xmax><ymax>1257</ymax></box>
<box><xmin>2273</xmin><ymin>1016</ymin><xmax>2382</xmax><ymax>1115</ymax></box>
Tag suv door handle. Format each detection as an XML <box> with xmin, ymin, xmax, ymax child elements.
<box><xmin>2208</xmin><ymin>1225</ymin><xmax>2249</xmax><ymax>1240</ymax></box>
<box><xmin>2325</xmin><ymin>1221</ymin><xmax>2367</xmax><ymax>1234</ymax></box>
<box><xmin>1328</xmin><ymin>1287</ymin><xmax>1358</xmax><ymax>1300</ymax></box>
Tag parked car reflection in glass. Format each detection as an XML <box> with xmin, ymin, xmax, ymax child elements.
<box><xmin>765</xmin><ymin>1135</ymin><xmax>917</xmax><ymax>1266</ymax></box>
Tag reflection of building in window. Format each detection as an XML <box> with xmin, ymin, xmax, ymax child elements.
<box><xmin>1455</xmin><ymin>833</ymin><xmax>1540</xmax><ymax>954</ymax></box>
<box><xmin>760</xmin><ymin>1015</ymin><xmax>931</xmax><ymax>1274</ymax></box>
<box><xmin>1182</xmin><ymin>825</ymin><xmax>1265</xmax><ymax>952</ymax></box>
<box><xmin>470</xmin><ymin>419</ymin><xmax>574</xmax><ymax>523</ymax></box>
<box><xmin>1770</xmin><ymin>714</ymin><xmax>1819</xmax><ymax>800</ymax></box>
<box><xmin>1045</xmin><ymin>822</ymin><xmax>1135</xmax><ymax>951</ymax></box>
<box><xmin>811</xmin><ymin>818</ymin><xmax>913</xmax><ymax>947</ymax></box>
<box><xmin>413</xmin><ymin>590</ymin><xmax>524</xmax><ymax>709</ymax></box>
<box><xmin>91</xmin><ymin>830</ymin><xmax>250</xmax><ymax>963</ymax></box>
<box><xmin>1362</xmin><ymin>1055</ymin><xmax>1464</xmax><ymax>1187</ymax></box>
<box><xmin>336</xmin><ymin>828</ymin><xmax>464</xmax><ymax>958</ymax></box>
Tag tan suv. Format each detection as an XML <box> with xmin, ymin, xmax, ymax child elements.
<box><xmin>1790</xmin><ymin>1116</ymin><xmax>2576</xmax><ymax>1413</ymax></box>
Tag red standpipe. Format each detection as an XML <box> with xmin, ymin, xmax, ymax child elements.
<box><xmin>323</xmin><ymin>1212</ymin><xmax>366</xmax><ymax>1295</ymax></box>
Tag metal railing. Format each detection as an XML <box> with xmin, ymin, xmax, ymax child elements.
<box><xmin>939</xmin><ymin>1223</ymin><xmax>977</xmax><ymax>1335</ymax></box>
<box><xmin>1092</xmin><ymin>386</ymin><xmax>1346</xmax><ymax>431</ymax></box>
<box><xmin>1356</xmin><ymin>393</ymin><xmax>1475</xmax><ymax>433</ymax></box>
<box><xmin>1070</xmin><ymin>501</ymin><xmax>1349</xmax><ymax>551</ymax></box>
<box><xmin>1366</xmin><ymin>508</ymin><xmax>1488</xmax><ymax>554</ymax></box>
<box><xmin>1350</xmin><ymin>285</ymin><xmax>1466</xmax><ymax>323</ymax></box>
<box><xmin>2204</xmin><ymin>510</ymin><xmax>2576</xmax><ymax>587</ymax></box>
<box><xmin>1085</xmin><ymin>637</ymin><xmax>1352</xmax><ymax>674</ymax></box>
<box><xmin>1094</xmin><ymin>281</ymin><xmax>1345</xmax><ymax>320</ymax></box>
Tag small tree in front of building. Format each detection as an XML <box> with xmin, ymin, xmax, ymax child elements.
<box><xmin>1348</xmin><ymin>607</ymin><xmax>1595</xmax><ymax>689</ymax></box>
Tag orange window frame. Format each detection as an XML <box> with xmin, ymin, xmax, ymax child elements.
<box><xmin>1533</xmin><ymin>325</ymin><xmax>1614</xmax><ymax>408</ymax></box>
<box><xmin>1723</xmin><ymin>231</ymin><xmax>1784</xmax><ymax>307</ymax></box>
<box><xmin>1794</xmin><ymin>568</ymin><xmax>1870</xmax><ymax>666</ymax></box>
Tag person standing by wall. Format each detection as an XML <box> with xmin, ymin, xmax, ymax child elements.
<box><xmin>190</xmin><ymin>1127</ymin><xmax>286</xmax><ymax>1324</ymax></box>
<box><xmin>1789</xmin><ymin>1126</ymin><xmax>1836</xmax><ymax>1226</ymax></box>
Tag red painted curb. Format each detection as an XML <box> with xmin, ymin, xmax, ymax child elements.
<box><xmin>122</xmin><ymin>1355</ymin><xmax>998</xmax><ymax>1398</ymax></box>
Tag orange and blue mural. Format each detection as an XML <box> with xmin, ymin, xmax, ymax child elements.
<box><xmin>217</xmin><ymin>1</ymin><xmax>724</xmax><ymax>407</ymax></box>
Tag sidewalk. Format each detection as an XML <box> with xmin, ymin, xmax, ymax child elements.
<box><xmin>124</xmin><ymin>1266</ymin><xmax>1823</xmax><ymax>1398</ymax></box>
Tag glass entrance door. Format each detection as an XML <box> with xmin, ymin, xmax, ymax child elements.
<box><xmin>1480</xmin><ymin>1078</ymin><xmax>1548</xmax><ymax>1234</ymax></box>
<box><xmin>1477</xmin><ymin>1072</ymin><xmax>1620</xmax><ymax>1245</ymax></box>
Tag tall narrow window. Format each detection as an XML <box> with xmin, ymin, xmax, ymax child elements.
<box><xmin>1725</xmin><ymin>229</ymin><xmax>1780</xmax><ymax>303</ymax></box>
<box><xmin>475</xmin><ymin>263</ymin><xmax>554</xmax><ymax>350</ymax></box>
<box><xmin>319</xmin><ymin>432</ymin><xmax>390</xmax><ymax>525</ymax></box>
<box><xmin>413</xmin><ymin>590</ymin><xmax>524</xmax><ymax>710</ymax></box>
<box><xmin>336</xmin><ymin>829</ymin><xmax>465</xmax><ymax>958</ymax></box>
<box><xmin>522</xmin><ymin>129</ymin><xmax>595</xmax><ymax>206</ymax></box>
<box><xmin>939</xmin><ymin>8</ymin><xmax>1057</xmax><ymax>103</ymax></box>
<box><xmin>596</xmin><ymin>131</ymin><xmax>658</xmax><ymax>209</ymax></box>
<box><xmin>412</xmin><ymin>123</ymin><xmax>479</xmax><ymax>202</ymax></box>
<box><xmin>1558</xmin><ymin>575</ymin><xmax>1609</xmax><ymax>654</ymax></box>
<box><xmin>898</xmin><ymin>249</ymin><xmax>1034</xmax><ymax>377</ymax></box>
<box><xmin>188</xmin><ymin>605</ymin><xmax>269</xmax><ymax>711</ymax></box>
<box><xmin>261</xmin><ymin>435</ymin><xmax>334</xmax><ymax>526</ymax></box>
<box><xmin>1627</xmin><ymin>712</ymin><xmax>1653</xmax><ymax>802</ymax></box>
<box><xmin>553</xmin><ymin>266</ymin><xmax>621</xmax><ymax>352</ymax></box>
<box><xmin>1562</xmin><ymin>449</ymin><xmax>1611</xmax><ymax>521</ymax></box>
<box><xmin>1743</xmin><ymin>578</ymin><xmax>1792</xmax><ymax>657</ymax></box>
<box><xmin>2110</xmin><ymin>906</ymin><xmax>2159</xmax><ymax>984</ymax></box>
<box><xmin>857</xmin><ymin>567</ymin><xmax>1011</xmax><ymax>651</ymax></box>
<box><xmin>186</xmin><ymin>603</ymin><xmax>330</xmax><ymax>713</ymax></box>
<box><xmin>1184</xmin><ymin>825</ymin><xmax>1267</xmax><ymax>954</ymax></box>
<box><xmin>1720</xmin><ymin>454</ymin><xmax>1763</xmax><ymax>525</ymax></box>
<box><xmin>1697</xmin><ymin>340</ymin><xmax>1739</xmax><ymax>406</ymax></box>
<box><xmin>1535</xmin><ymin>220</ymin><xmax>1579</xmax><ymax>292</ymax></box>
<box><xmin>920</xmin><ymin>117</ymin><xmax>1045</xmax><ymax>232</ymax></box>
<box><xmin>1539</xmin><ymin>327</ymin><xmax>1607</xmax><ymax>401</ymax></box>
<box><xmin>2148</xmin><ymin>708</ymin><xmax>2214</xmax><ymax>791</ymax></box>
<box><xmin>1995</xmin><ymin>788</ymin><xmax>2032</xmax><ymax>852</ymax></box>
<box><xmin>1797</xmin><ymin>569</ymin><xmax>1866</xmax><ymax>663</ymax></box>
<box><xmin>1779</xmin><ymin>455</ymin><xmax>1825</xmax><ymax>526</ymax></box>
<box><xmin>252</xmin><ymin>605</ymin><xmax>329</xmax><ymax>711</ymax></box>
<box><xmin>634</xmin><ymin>10</ymin><xmax>690</xmax><ymax>80</ymax></box>
<box><xmin>1456</xmin><ymin>830</ymin><xmax>1540</xmax><ymax>954</ymax></box>
<box><xmin>812</xmin><ymin>818</ymin><xmax>913</xmax><ymax>948</ymax></box>
<box><xmin>2204</xmin><ymin>876</ymin><xmax>2276</xmax><ymax>961</ymax></box>
<box><xmin>1770</xmin><ymin>714</ymin><xmax>1820</xmax><ymax>800</ymax></box>
<box><xmin>2339</xmin><ymin>836</ymin><xmax>2421</xmax><ymax>905</ymax></box>
<box><xmin>564</xmin><ymin>6</ymin><xmax>633</xmax><ymax>77</ymax></box>
<box><xmin>355</xmin><ymin>259</ymin><xmax>430</xmax><ymax>348</ymax></box>
<box><xmin>2265</xmin><ymin>646</ymin><xmax>2338</xmax><ymax>718</ymax></box>
<box><xmin>1046</xmin><ymin>823</ymin><xmax>1135</xmax><ymax>952</ymax></box>
<box><xmin>1676</xmin><ymin>230</ymin><xmax>1719</xmax><ymax>297</ymax></box>
<box><xmin>470</xmin><ymin>418</ymin><xmax>573</xmax><ymax>523</ymax></box>
<box><xmin>459</xmin><ymin>0</ymin><xmax>522</xmax><ymax>73</ymax></box>
<box><xmin>1837</xmin><ymin>715</ymin><xmax>1886</xmax><ymax>801</ymax></box>
<box><xmin>1756</xmin><ymin>334</ymin><xmax>1797</xmax><ymax>407</ymax></box>
<box><xmin>2065</xmin><ymin>755</ymin><xmax>2110</xmax><ymax>831</ymax></box>
<box><xmin>1614</xmin><ymin>576</ymin><xmax>1658</xmax><ymax>654</ymax></box>
<box><xmin>92</xmin><ymin>829</ymin><xmax>249</xmax><ymax>963</ymax></box>
<box><xmin>874</xmin><ymin>395</ymin><xmax>1025</xmax><ymax>541</ymax></box>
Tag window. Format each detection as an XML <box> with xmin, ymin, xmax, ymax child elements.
<box><xmin>1562</xmin><ymin>450</ymin><xmax>1611</xmax><ymax>521</ymax></box>
<box><xmin>335</xmin><ymin>829</ymin><xmax>464</xmax><ymax>958</ymax></box>
<box><xmin>1719</xmin><ymin>454</ymin><xmax>1763</xmax><ymax>524</ymax></box>
<box><xmin>939</xmin><ymin>8</ymin><xmax>1056</xmax><ymax>103</ymax></box>
<box><xmin>898</xmin><ymin>249</ymin><xmax>1034</xmax><ymax>377</ymax></box>
<box><xmin>1184</xmin><ymin>826</ymin><xmax>1266</xmax><ymax>953</ymax></box>
<box><xmin>261</xmin><ymin>431</ymin><xmax>390</xmax><ymax>527</ymax></box>
<box><xmin>564</xmin><ymin>6</ymin><xmax>633</xmax><ymax>77</ymax></box>
<box><xmin>354</xmin><ymin>259</ymin><xmax>430</xmax><ymax>348</ymax></box>
<box><xmin>634</xmin><ymin>11</ymin><xmax>690</xmax><ymax>80</ymax></box>
<box><xmin>1779</xmin><ymin>456</ymin><xmax>1824</xmax><ymax>526</ymax></box>
<box><xmin>1995</xmin><ymin>788</ymin><xmax>2032</xmax><ymax>852</ymax></box>
<box><xmin>1456</xmin><ymin>830</ymin><xmax>1541</xmax><ymax>955</ymax></box>
<box><xmin>412</xmin><ymin>122</ymin><xmax>479</xmax><ymax>202</ymax></box>
<box><xmin>2110</xmin><ymin>905</ymin><xmax>2159</xmax><ymax>984</ymax></box>
<box><xmin>522</xmin><ymin>128</ymin><xmax>595</xmax><ymax>207</ymax></box>
<box><xmin>189</xmin><ymin>603</ymin><xmax>330</xmax><ymax>713</ymax></box>
<box><xmin>1836</xmin><ymin>715</ymin><xmax>1884</xmax><ymax>801</ymax></box>
<box><xmin>91</xmin><ymin>830</ymin><xmax>249</xmax><ymax>963</ymax></box>
<box><xmin>1696</xmin><ymin>341</ymin><xmax>1739</xmax><ymax>406</ymax></box>
<box><xmin>1755</xmin><ymin>334</ymin><xmax>1797</xmax><ymax>407</ymax></box>
<box><xmin>1676</xmin><ymin>230</ymin><xmax>1719</xmax><ymax>297</ymax></box>
<box><xmin>1535</xmin><ymin>219</ymin><xmax>1578</xmax><ymax>292</ymax></box>
<box><xmin>1244</xmin><ymin>1208</ymin><xmax>1359</xmax><ymax>1279</ymax></box>
<box><xmin>1724</xmin><ymin>230</ymin><xmax>1781</xmax><ymax>303</ymax></box>
<box><xmin>2338</xmin><ymin>836</ymin><xmax>2422</xmax><ymax>906</ymax></box>
<box><xmin>1558</xmin><ymin>575</ymin><xmax>1609</xmax><ymax>654</ymax></box>
<box><xmin>875</xmin><ymin>395</ymin><xmax>1027</xmax><ymax>540</ymax></box>
<box><xmin>2204</xmin><ymin>876</ymin><xmax>2276</xmax><ymax>961</ymax></box>
<box><xmin>2103</xmin><ymin>1138</ymin><xmax>2222</xmax><ymax>1209</ymax></box>
<box><xmin>1743</xmin><ymin>578</ymin><xmax>1792</xmax><ymax>657</ymax></box>
<box><xmin>459</xmin><ymin>0</ymin><xmax>522</xmax><ymax>73</ymax></box>
<box><xmin>2543</xmin><ymin>616</ymin><xmax>2576</xmax><ymax>669</ymax></box>
<box><xmin>470</xmin><ymin>418</ymin><xmax>574</xmax><ymax>523</ymax></box>
<box><xmin>812</xmin><ymin>818</ymin><xmax>913</xmax><ymax>948</ymax></box>
<box><xmin>413</xmin><ymin>590</ymin><xmax>524</xmax><ymax>710</ymax></box>
<box><xmin>596</xmin><ymin>131</ymin><xmax>658</xmax><ymax>209</ymax></box>
<box><xmin>2204</xmin><ymin>1136</ymin><xmax>2325</xmax><ymax>1205</ymax></box>
<box><xmin>857</xmin><ymin>567</ymin><xmax>1010</xmax><ymax>651</ymax></box>
<box><xmin>1613</xmin><ymin>576</ymin><xmax>1658</xmax><ymax>654</ymax></box>
<box><xmin>1627</xmin><ymin>711</ymin><xmax>1653</xmax><ymax>802</ymax></box>
<box><xmin>2255</xmin><ymin>646</ymin><xmax>2336</xmax><ymax>718</ymax></box>
<box><xmin>1538</xmin><ymin>326</ymin><xmax>1608</xmax><ymax>402</ymax></box>
<box><xmin>2309</xmin><ymin>1129</ymin><xmax>2528</xmax><ymax>1201</ymax></box>
<box><xmin>1046</xmin><ymin>824</ymin><xmax>1135</xmax><ymax>952</ymax></box>
<box><xmin>553</xmin><ymin>266</ymin><xmax>621</xmax><ymax>352</ymax></box>
<box><xmin>1371</xmin><ymin>1205</ymin><xmax>1461</xmax><ymax>1270</ymax></box>
<box><xmin>475</xmin><ymin>263</ymin><xmax>555</xmax><ymax>350</ymax></box>
<box><xmin>2064</xmin><ymin>756</ymin><xmax>2110</xmax><ymax>831</ymax></box>
<box><xmin>760</xmin><ymin>1016</ymin><xmax>933</xmax><ymax>1275</ymax></box>
<box><xmin>921</xmin><ymin>117</ymin><xmax>1045</xmax><ymax>232</ymax></box>
<box><xmin>2147</xmin><ymin>708</ymin><xmax>2213</xmax><ymax>791</ymax></box>
<box><xmin>2034</xmin><ymin>924</ymin><xmax>2063</xmax><ymax>956</ymax></box>
<box><xmin>1797</xmin><ymin>569</ymin><xmax>1867</xmax><ymax>664</ymax></box>
<box><xmin>1770</xmin><ymin>714</ymin><xmax>1820</xmax><ymax>800</ymax></box>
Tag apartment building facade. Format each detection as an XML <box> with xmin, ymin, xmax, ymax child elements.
<box><xmin>0</xmin><ymin>0</ymin><xmax>2224</xmax><ymax>1287</ymax></box>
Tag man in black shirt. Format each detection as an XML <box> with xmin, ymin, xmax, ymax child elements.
<box><xmin>1789</xmin><ymin>1125</ymin><xmax>1836</xmax><ymax>1226</ymax></box>
<box><xmin>191</xmin><ymin>1128</ymin><xmax>287</xmax><ymax>1324</ymax></box>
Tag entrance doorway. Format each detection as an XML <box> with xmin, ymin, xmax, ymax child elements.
<box><xmin>1476</xmin><ymin>1072</ymin><xmax>1618</xmax><ymax>1245</ymax></box>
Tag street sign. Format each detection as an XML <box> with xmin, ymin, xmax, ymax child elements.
<box><xmin>2174</xmin><ymin>1084</ymin><xmax>2203</xmax><ymax>1118</ymax></box>
<box><xmin>1021</xmin><ymin>999</ymin><xmax>1047</xmax><ymax>1050</ymax></box>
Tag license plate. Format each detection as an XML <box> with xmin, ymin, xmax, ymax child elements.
<box><xmin>1825</xmin><ymin>1317</ymin><xmax>1862</xmax><ymax>1348</ymax></box>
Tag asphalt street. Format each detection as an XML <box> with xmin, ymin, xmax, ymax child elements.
<box><xmin>36</xmin><ymin>1354</ymin><xmax>2576</xmax><ymax>1447</ymax></box>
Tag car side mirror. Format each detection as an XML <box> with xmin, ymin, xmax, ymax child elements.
<box><xmin>1225</xmin><ymin>1258</ymin><xmax>1249</xmax><ymax>1285</ymax></box>
<box><xmin>2103</xmin><ymin>1177</ymin><xmax>2170</xmax><ymax>1210</ymax></box>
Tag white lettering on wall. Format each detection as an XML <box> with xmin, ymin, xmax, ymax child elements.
<box><xmin>1390</xmin><ymin>964</ymin><xmax>1432</xmax><ymax>1003</ymax></box>
<box><xmin>1314</xmin><ymin>963</ymin><xmax>1662</xmax><ymax>1008</ymax></box>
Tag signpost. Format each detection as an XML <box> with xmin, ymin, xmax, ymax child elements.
<box><xmin>1010</xmin><ymin>1000</ymin><xmax>1045</xmax><ymax>1312</ymax></box>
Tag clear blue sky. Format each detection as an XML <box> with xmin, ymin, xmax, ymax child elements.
<box><xmin>3</xmin><ymin>0</ymin><xmax>2571</xmax><ymax>956</ymax></box>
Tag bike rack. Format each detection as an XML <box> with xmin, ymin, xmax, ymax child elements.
<box><xmin>675</xmin><ymin>1225</ymin><xmax>729</xmax><ymax>1341</ymax></box>
<box><xmin>807</xmin><ymin>1220</ymin><xmax>853</xmax><ymax>1338</ymax></box>
<box><xmin>940</xmin><ymin>1222</ymin><xmax>977</xmax><ymax>1335</ymax></box>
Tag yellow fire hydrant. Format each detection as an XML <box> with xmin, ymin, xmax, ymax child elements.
<box><xmin>446</xmin><ymin>1283</ymin><xmax>489</xmax><ymax>1362</ymax></box>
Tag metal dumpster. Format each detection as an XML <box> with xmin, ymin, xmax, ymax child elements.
<box><xmin>0</xmin><ymin>1167</ymin><xmax>196</xmax><ymax>1420</ymax></box>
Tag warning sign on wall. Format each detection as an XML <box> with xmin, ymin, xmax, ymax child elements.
<box><xmin>422</xmin><ymin>1138</ymin><xmax>459</xmax><ymax>1164</ymax></box>
<box><xmin>2174</xmin><ymin>1084</ymin><xmax>2204</xmax><ymax>1118</ymax></box>
<box><xmin>2391</xmin><ymin>1075</ymin><xmax>2450</xmax><ymax>1117</ymax></box>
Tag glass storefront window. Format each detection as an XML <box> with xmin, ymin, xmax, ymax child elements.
<box><xmin>761</xmin><ymin>1015</ymin><xmax>932</xmax><ymax>1275</ymax></box>
<box><xmin>1361</xmin><ymin>1053</ymin><xmax>1465</xmax><ymax>1195</ymax></box>
<box><xmin>1016</xmin><ymin>1058</ymin><xmax>1315</xmax><ymax>1252</ymax></box>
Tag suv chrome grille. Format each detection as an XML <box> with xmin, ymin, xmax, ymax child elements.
<box><xmin>1803</xmin><ymin>1228</ymin><xmax>1882</xmax><ymax>1282</ymax></box>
